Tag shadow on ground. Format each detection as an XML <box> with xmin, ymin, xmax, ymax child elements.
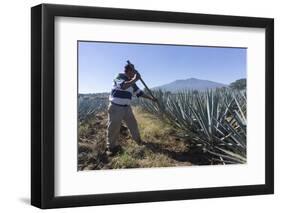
<box><xmin>140</xmin><ymin>141</ymin><xmax>211</xmax><ymax>165</ymax></box>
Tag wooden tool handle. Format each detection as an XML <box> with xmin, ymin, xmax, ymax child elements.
<box><xmin>126</xmin><ymin>60</ymin><xmax>157</xmax><ymax>100</ymax></box>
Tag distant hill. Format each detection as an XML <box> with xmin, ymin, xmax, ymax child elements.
<box><xmin>153</xmin><ymin>78</ymin><xmax>227</xmax><ymax>92</ymax></box>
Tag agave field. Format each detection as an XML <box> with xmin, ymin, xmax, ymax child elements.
<box><xmin>78</xmin><ymin>88</ymin><xmax>247</xmax><ymax>167</ymax></box>
<box><xmin>135</xmin><ymin>88</ymin><xmax>247</xmax><ymax>164</ymax></box>
<box><xmin>78</xmin><ymin>93</ymin><xmax>109</xmax><ymax>122</ymax></box>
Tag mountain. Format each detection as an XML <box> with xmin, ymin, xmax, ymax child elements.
<box><xmin>153</xmin><ymin>78</ymin><xmax>227</xmax><ymax>92</ymax></box>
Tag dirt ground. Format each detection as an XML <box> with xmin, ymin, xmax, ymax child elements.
<box><xmin>78</xmin><ymin>107</ymin><xmax>211</xmax><ymax>171</ymax></box>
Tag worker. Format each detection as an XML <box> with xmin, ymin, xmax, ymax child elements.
<box><xmin>106</xmin><ymin>63</ymin><xmax>157</xmax><ymax>156</ymax></box>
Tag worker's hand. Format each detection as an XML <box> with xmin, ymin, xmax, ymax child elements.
<box><xmin>151</xmin><ymin>97</ymin><xmax>158</xmax><ymax>102</ymax></box>
<box><xmin>133</xmin><ymin>72</ymin><xmax>141</xmax><ymax>81</ymax></box>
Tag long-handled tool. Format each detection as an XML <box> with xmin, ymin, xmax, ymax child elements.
<box><xmin>126</xmin><ymin>60</ymin><xmax>157</xmax><ymax>101</ymax></box>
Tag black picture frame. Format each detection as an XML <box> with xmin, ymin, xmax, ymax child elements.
<box><xmin>31</xmin><ymin>3</ymin><xmax>274</xmax><ymax>209</ymax></box>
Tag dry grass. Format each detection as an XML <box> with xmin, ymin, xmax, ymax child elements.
<box><xmin>78</xmin><ymin>106</ymin><xmax>194</xmax><ymax>171</ymax></box>
<box><xmin>133</xmin><ymin>107</ymin><xmax>173</xmax><ymax>139</ymax></box>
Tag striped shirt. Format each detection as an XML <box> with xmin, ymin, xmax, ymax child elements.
<box><xmin>109</xmin><ymin>73</ymin><xmax>144</xmax><ymax>106</ymax></box>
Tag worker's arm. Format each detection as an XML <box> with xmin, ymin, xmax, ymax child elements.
<box><xmin>140</xmin><ymin>93</ymin><xmax>158</xmax><ymax>102</ymax></box>
<box><xmin>121</xmin><ymin>73</ymin><xmax>141</xmax><ymax>90</ymax></box>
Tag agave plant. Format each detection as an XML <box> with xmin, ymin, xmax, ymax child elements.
<box><xmin>137</xmin><ymin>88</ymin><xmax>247</xmax><ymax>164</ymax></box>
<box><xmin>78</xmin><ymin>94</ymin><xmax>109</xmax><ymax>122</ymax></box>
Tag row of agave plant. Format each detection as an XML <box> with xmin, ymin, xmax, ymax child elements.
<box><xmin>78</xmin><ymin>94</ymin><xmax>109</xmax><ymax>122</ymax></box>
<box><xmin>136</xmin><ymin>88</ymin><xmax>247</xmax><ymax>164</ymax></box>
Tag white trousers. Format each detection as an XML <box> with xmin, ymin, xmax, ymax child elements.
<box><xmin>106</xmin><ymin>103</ymin><xmax>141</xmax><ymax>149</ymax></box>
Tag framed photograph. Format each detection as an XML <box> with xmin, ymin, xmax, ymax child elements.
<box><xmin>31</xmin><ymin>3</ymin><xmax>274</xmax><ymax>209</ymax></box>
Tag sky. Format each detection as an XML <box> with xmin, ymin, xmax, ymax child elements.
<box><xmin>78</xmin><ymin>41</ymin><xmax>246</xmax><ymax>93</ymax></box>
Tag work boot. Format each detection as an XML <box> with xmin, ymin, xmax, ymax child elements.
<box><xmin>105</xmin><ymin>145</ymin><xmax>122</xmax><ymax>157</ymax></box>
<box><xmin>135</xmin><ymin>138</ymin><xmax>144</xmax><ymax>145</ymax></box>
